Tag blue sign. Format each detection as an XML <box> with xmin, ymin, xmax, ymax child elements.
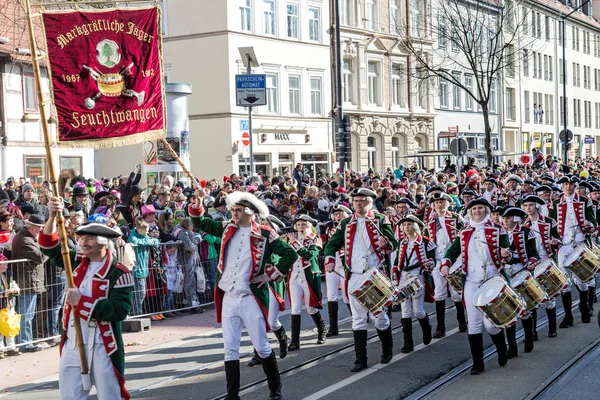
<box><xmin>236</xmin><ymin>74</ymin><xmax>267</xmax><ymax>106</ymax></box>
<box><xmin>239</xmin><ymin>120</ymin><xmax>249</xmax><ymax>131</ymax></box>
<box><xmin>585</xmin><ymin>137</ymin><xmax>595</xmax><ymax>144</ymax></box>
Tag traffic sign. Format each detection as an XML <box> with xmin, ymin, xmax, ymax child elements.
<box><xmin>236</xmin><ymin>74</ymin><xmax>267</xmax><ymax>106</ymax></box>
<box><xmin>449</xmin><ymin>138</ymin><xmax>468</xmax><ymax>157</ymax></box>
<box><xmin>448</xmin><ymin>126</ymin><xmax>459</xmax><ymax>134</ymax></box>
<box><xmin>559</xmin><ymin>129</ymin><xmax>573</xmax><ymax>143</ymax></box>
<box><xmin>241</xmin><ymin>131</ymin><xmax>250</xmax><ymax>146</ymax></box>
<box><xmin>439</xmin><ymin>131</ymin><xmax>456</xmax><ymax>139</ymax></box>
<box><xmin>585</xmin><ymin>137</ymin><xmax>595</xmax><ymax>144</ymax></box>
<box><xmin>242</xmin><ymin>146</ymin><xmax>250</xmax><ymax>158</ymax></box>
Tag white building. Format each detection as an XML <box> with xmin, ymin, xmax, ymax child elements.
<box><xmin>163</xmin><ymin>0</ymin><xmax>333</xmax><ymax>179</ymax></box>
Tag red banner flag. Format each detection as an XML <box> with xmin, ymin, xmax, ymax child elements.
<box><xmin>42</xmin><ymin>7</ymin><xmax>165</xmax><ymax>148</ymax></box>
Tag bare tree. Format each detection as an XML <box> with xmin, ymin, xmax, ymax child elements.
<box><xmin>399</xmin><ymin>0</ymin><xmax>540</xmax><ymax>167</ymax></box>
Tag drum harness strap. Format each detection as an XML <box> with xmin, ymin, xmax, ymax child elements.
<box><xmin>402</xmin><ymin>245</ymin><xmax>419</xmax><ymax>272</ymax></box>
<box><xmin>473</xmin><ymin>229</ymin><xmax>490</xmax><ymax>283</ymax></box>
<box><xmin>354</xmin><ymin>220</ymin><xmax>382</xmax><ymax>274</ymax></box>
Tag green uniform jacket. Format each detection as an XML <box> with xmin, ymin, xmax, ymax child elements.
<box><xmin>505</xmin><ymin>225</ymin><xmax>540</xmax><ymax>271</ymax></box>
<box><xmin>288</xmin><ymin>232</ymin><xmax>323</xmax><ymax>309</ymax></box>
<box><xmin>189</xmin><ymin>205</ymin><xmax>297</xmax><ymax>330</ymax></box>
<box><xmin>549</xmin><ymin>193</ymin><xmax>597</xmax><ymax>237</ymax></box>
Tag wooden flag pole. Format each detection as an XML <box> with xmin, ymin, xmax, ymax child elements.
<box><xmin>160</xmin><ymin>138</ymin><xmax>200</xmax><ymax>187</ymax></box>
<box><xmin>23</xmin><ymin>0</ymin><xmax>91</xmax><ymax>389</ymax></box>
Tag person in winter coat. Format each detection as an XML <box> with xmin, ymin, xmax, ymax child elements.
<box><xmin>128</xmin><ymin>219</ymin><xmax>159</xmax><ymax>316</ymax></box>
<box><xmin>162</xmin><ymin>242</ymin><xmax>181</xmax><ymax>318</ymax></box>
<box><xmin>174</xmin><ymin>218</ymin><xmax>201</xmax><ymax>308</ymax></box>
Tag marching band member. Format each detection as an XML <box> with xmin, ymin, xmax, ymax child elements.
<box><xmin>588</xmin><ymin>182</ymin><xmax>600</xmax><ymax>306</ymax></box>
<box><xmin>522</xmin><ymin>195</ymin><xmax>561</xmax><ymax>339</ymax></box>
<box><xmin>549</xmin><ymin>175</ymin><xmax>596</xmax><ymax>328</ymax></box>
<box><xmin>578</xmin><ymin>181</ymin><xmax>597</xmax><ymax>317</ymax></box>
<box><xmin>490</xmin><ymin>206</ymin><xmax>502</xmax><ymax>225</ymax></box>
<box><xmin>41</xmin><ymin>198</ymin><xmax>132</xmax><ymax>400</ymax></box>
<box><xmin>504</xmin><ymin>175</ymin><xmax>523</xmax><ymax>207</ymax></box>
<box><xmin>500</xmin><ymin>207</ymin><xmax>539</xmax><ymax>357</ymax></box>
<box><xmin>459</xmin><ymin>189</ymin><xmax>477</xmax><ymax>225</ymax></box>
<box><xmin>324</xmin><ymin>188</ymin><xmax>397</xmax><ymax>372</ymax></box>
<box><xmin>285</xmin><ymin>214</ymin><xmax>327</xmax><ymax>350</ymax></box>
<box><xmin>324</xmin><ymin>204</ymin><xmax>352</xmax><ymax>337</ymax></box>
<box><xmin>533</xmin><ymin>185</ymin><xmax>553</xmax><ymax>217</ymax></box>
<box><xmin>390</xmin><ymin>198</ymin><xmax>416</xmax><ymax>312</ymax></box>
<box><xmin>441</xmin><ymin>198</ymin><xmax>511</xmax><ymax>375</ymax></box>
<box><xmin>425</xmin><ymin>192</ymin><xmax>467</xmax><ymax>338</ymax></box>
<box><xmin>416</xmin><ymin>185</ymin><xmax>444</xmax><ymax>222</ymax></box>
<box><xmin>482</xmin><ymin>178</ymin><xmax>499</xmax><ymax>206</ymax></box>
<box><xmin>188</xmin><ymin>191</ymin><xmax>297</xmax><ymax>400</ymax></box>
<box><xmin>391</xmin><ymin>215</ymin><xmax>435</xmax><ymax>353</ymax></box>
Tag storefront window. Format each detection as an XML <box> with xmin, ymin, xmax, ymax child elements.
<box><xmin>24</xmin><ymin>156</ymin><xmax>47</xmax><ymax>190</ymax></box>
<box><xmin>301</xmin><ymin>153</ymin><xmax>329</xmax><ymax>179</ymax></box>
<box><xmin>60</xmin><ymin>156</ymin><xmax>82</xmax><ymax>173</ymax></box>
<box><xmin>239</xmin><ymin>154</ymin><xmax>271</xmax><ymax>176</ymax></box>
<box><xmin>367</xmin><ymin>136</ymin><xmax>377</xmax><ymax>170</ymax></box>
<box><xmin>279</xmin><ymin>153</ymin><xmax>294</xmax><ymax>176</ymax></box>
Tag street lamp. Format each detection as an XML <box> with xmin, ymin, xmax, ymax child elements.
<box><xmin>561</xmin><ymin>0</ymin><xmax>590</xmax><ymax>169</ymax></box>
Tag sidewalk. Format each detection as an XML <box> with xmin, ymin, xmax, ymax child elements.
<box><xmin>0</xmin><ymin>308</ymin><xmax>220</xmax><ymax>391</ymax></box>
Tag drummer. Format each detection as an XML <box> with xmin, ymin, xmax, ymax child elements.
<box><xmin>549</xmin><ymin>175</ymin><xmax>596</xmax><ymax>327</ymax></box>
<box><xmin>440</xmin><ymin>197</ymin><xmax>512</xmax><ymax>375</ymax></box>
<box><xmin>391</xmin><ymin>215</ymin><xmax>436</xmax><ymax>353</ymax></box>
<box><xmin>533</xmin><ymin>185</ymin><xmax>553</xmax><ymax>217</ymax></box>
<box><xmin>504</xmin><ymin>175</ymin><xmax>523</xmax><ymax>207</ymax></box>
<box><xmin>522</xmin><ymin>195</ymin><xmax>562</xmax><ymax>339</ymax></box>
<box><xmin>459</xmin><ymin>189</ymin><xmax>478</xmax><ymax>225</ymax></box>
<box><xmin>482</xmin><ymin>178</ymin><xmax>499</xmax><ymax>206</ymax></box>
<box><xmin>577</xmin><ymin>181</ymin><xmax>597</xmax><ymax>317</ymax></box>
<box><xmin>500</xmin><ymin>207</ymin><xmax>540</xmax><ymax>357</ymax></box>
<box><xmin>391</xmin><ymin>198</ymin><xmax>417</xmax><ymax>313</ymax></box>
<box><xmin>425</xmin><ymin>192</ymin><xmax>467</xmax><ymax>338</ymax></box>
<box><xmin>416</xmin><ymin>185</ymin><xmax>445</xmax><ymax>222</ymax></box>
<box><xmin>324</xmin><ymin>204</ymin><xmax>352</xmax><ymax>337</ymax></box>
<box><xmin>323</xmin><ymin>188</ymin><xmax>397</xmax><ymax>372</ymax></box>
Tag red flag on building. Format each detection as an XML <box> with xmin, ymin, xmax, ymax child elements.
<box><xmin>42</xmin><ymin>7</ymin><xmax>165</xmax><ymax>148</ymax></box>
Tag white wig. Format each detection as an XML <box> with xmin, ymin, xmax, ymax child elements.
<box><xmin>226</xmin><ymin>191</ymin><xmax>270</xmax><ymax>219</ymax></box>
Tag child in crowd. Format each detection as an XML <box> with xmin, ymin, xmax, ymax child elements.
<box><xmin>163</xmin><ymin>242</ymin><xmax>181</xmax><ymax>318</ymax></box>
<box><xmin>0</xmin><ymin>254</ymin><xmax>20</xmax><ymax>358</ymax></box>
<box><xmin>128</xmin><ymin>218</ymin><xmax>159</xmax><ymax>316</ymax></box>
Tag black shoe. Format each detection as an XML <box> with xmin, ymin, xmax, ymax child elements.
<box><xmin>506</xmin><ymin>325</ymin><xmax>518</xmax><ymax>359</ymax></box>
<box><xmin>547</xmin><ymin>308</ymin><xmax>558</xmax><ymax>338</ymax></box>
<box><xmin>418</xmin><ymin>315</ymin><xmax>432</xmax><ymax>346</ymax></box>
<box><xmin>224</xmin><ymin>360</ymin><xmax>241</xmax><ymax>400</ymax></box>
<box><xmin>21</xmin><ymin>346</ymin><xmax>42</xmax><ymax>353</ymax></box>
<box><xmin>259</xmin><ymin>351</ymin><xmax>282</xmax><ymax>400</ymax></box>
<box><xmin>272</xmin><ymin>327</ymin><xmax>289</xmax><ymax>359</ymax></box>
<box><xmin>288</xmin><ymin>314</ymin><xmax>301</xmax><ymax>351</ymax></box>
<box><xmin>376</xmin><ymin>326</ymin><xmax>393</xmax><ymax>364</ymax></box>
<box><xmin>490</xmin><ymin>331</ymin><xmax>508</xmax><ymax>367</ymax></box>
<box><xmin>522</xmin><ymin>317</ymin><xmax>534</xmax><ymax>353</ymax></box>
<box><xmin>433</xmin><ymin>301</ymin><xmax>446</xmax><ymax>338</ymax></box>
<box><xmin>326</xmin><ymin>302</ymin><xmax>339</xmax><ymax>337</ymax></box>
<box><xmin>350</xmin><ymin>330</ymin><xmax>368</xmax><ymax>372</ymax></box>
<box><xmin>400</xmin><ymin>318</ymin><xmax>414</xmax><ymax>353</ymax></box>
<box><xmin>560</xmin><ymin>292</ymin><xmax>574</xmax><ymax>328</ymax></box>
<box><xmin>248</xmin><ymin>350</ymin><xmax>261</xmax><ymax>367</ymax></box>
<box><xmin>310</xmin><ymin>311</ymin><xmax>327</xmax><ymax>344</ymax></box>
<box><xmin>468</xmin><ymin>334</ymin><xmax>485</xmax><ymax>375</ymax></box>
<box><xmin>163</xmin><ymin>312</ymin><xmax>177</xmax><ymax>318</ymax></box>
<box><xmin>455</xmin><ymin>301</ymin><xmax>468</xmax><ymax>333</ymax></box>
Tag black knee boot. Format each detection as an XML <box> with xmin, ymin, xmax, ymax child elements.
<box><xmin>433</xmin><ymin>301</ymin><xmax>446</xmax><ymax>338</ymax></box>
<box><xmin>350</xmin><ymin>330</ymin><xmax>368</xmax><ymax>372</ymax></box>
<box><xmin>522</xmin><ymin>317</ymin><xmax>534</xmax><ymax>353</ymax></box>
<box><xmin>560</xmin><ymin>291</ymin><xmax>574</xmax><ymax>328</ymax></box>
<box><xmin>288</xmin><ymin>314</ymin><xmax>301</xmax><ymax>351</ymax></box>
<box><xmin>490</xmin><ymin>331</ymin><xmax>508</xmax><ymax>367</ymax></box>
<box><xmin>376</xmin><ymin>326</ymin><xmax>393</xmax><ymax>364</ymax></box>
<box><xmin>401</xmin><ymin>318</ymin><xmax>414</xmax><ymax>353</ymax></box>
<box><xmin>326</xmin><ymin>302</ymin><xmax>339</xmax><ymax>337</ymax></box>
<box><xmin>455</xmin><ymin>301</ymin><xmax>468</xmax><ymax>333</ymax></box>
<box><xmin>547</xmin><ymin>307</ymin><xmax>558</xmax><ymax>338</ymax></box>
<box><xmin>588</xmin><ymin>288</ymin><xmax>595</xmax><ymax>317</ymax></box>
<box><xmin>418</xmin><ymin>314</ymin><xmax>432</xmax><ymax>345</ymax></box>
<box><xmin>468</xmin><ymin>334</ymin><xmax>485</xmax><ymax>375</ymax></box>
<box><xmin>224</xmin><ymin>360</ymin><xmax>241</xmax><ymax>400</ymax></box>
<box><xmin>272</xmin><ymin>327</ymin><xmax>289</xmax><ymax>359</ymax></box>
<box><xmin>247</xmin><ymin>349</ymin><xmax>261</xmax><ymax>367</ymax></box>
<box><xmin>505</xmin><ymin>325</ymin><xmax>518</xmax><ymax>359</ymax></box>
<box><xmin>310</xmin><ymin>311</ymin><xmax>328</xmax><ymax>344</ymax></box>
<box><xmin>531</xmin><ymin>310</ymin><xmax>539</xmax><ymax>341</ymax></box>
<box><xmin>259</xmin><ymin>351</ymin><xmax>282</xmax><ymax>400</ymax></box>
<box><xmin>579</xmin><ymin>289</ymin><xmax>591</xmax><ymax>323</ymax></box>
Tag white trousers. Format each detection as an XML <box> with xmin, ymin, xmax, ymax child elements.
<box><xmin>268</xmin><ymin>289</ymin><xmax>282</xmax><ymax>331</ymax></box>
<box><xmin>400</xmin><ymin>272</ymin><xmax>426</xmax><ymax>319</ymax></box>
<box><xmin>464</xmin><ymin>280</ymin><xmax>501</xmax><ymax>335</ymax></box>
<box><xmin>222</xmin><ymin>293</ymin><xmax>272</xmax><ymax>361</ymax></box>
<box><xmin>348</xmin><ymin>272</ymin><xmax>390</xmax><ymax>331</ymax></box>
<box><xmin>59</xmin><ymin>339</ymin><xmax>120</xmax><ymax>400</ymax></box>
<box><xmin>433</xmin><ymin>262</ymin><xmax>462</xmax><ymax>302</ymax></box>
<box><xmin>325</xmin><ymin>263</ymin><xmax>347</xmax><ymax>302</ymax></box>
<box><xmin>289</xmin><ymin>271</ymin><xmax>318</xmax><ymax>315</ymax></box>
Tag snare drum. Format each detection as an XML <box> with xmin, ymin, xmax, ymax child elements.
<box><xmin>349</xmin><ymin>269</ymin><xmax>400</xmax><ymax>316</ymax></box>
<box><xmin>564</xmin><ymin>244</ymin><xmax>600</xmax><ymax>283</ymax></box>
<box><xmin>533</xmin><ymin>259</ymin><xmax>569</xmax><ymax>298</ymax></box>
<box><xmin>510</xmin><ymin>270</ymin><xmax>547</xmax><ymax>312</ymax></box>
<box><xmin>445</xmin><ymin>258</ymin><xmax>463</xmax><ymax>295</ymax></box>
<box><xmin>395</xmin><ymin>276</ymin><xmax>424</xmax><ymax>303</ymax></box>
<box><xmin>473</xmin><ymin>277</ymin><xmax>525</xmax><ymax>328</ymax></box>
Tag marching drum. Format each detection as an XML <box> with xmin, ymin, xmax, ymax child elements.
<box><xmin>510</xmin><ymin>270</ymin><xmax>547</xmax><ymax>312</ymax></box>
<box><xmin>533</xmin><ymin>259</ymin><xmax>569</xmax><ymax>298</ymax></box>
<box><xmin>395</xmin><ymin>276</ymin><xmax>424</xmax><ymax>303</ymax></box>
<box><xmin>564</xmin><ymin>244</ymin><xmax>600</xmax><ymax>283</ymax></box>
<box><xmin>349</xmin><ymin>268</ymin><xmax>400</xmax><ymax>316</ymax></box>
<box><xmin>473</xmin><ymin>277</ymin><xmax>525</xmax><ymax>328</ymax></box>
<box><xmin>445</xmin><ymin>258</ymin><xmax>464</xmax><ymax>295</ymax></box>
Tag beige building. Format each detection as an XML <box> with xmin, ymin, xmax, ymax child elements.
<box><xmin>338</xmin><ymin>0</ymin><xmax>435</xmax><ymax>172</ymax></box>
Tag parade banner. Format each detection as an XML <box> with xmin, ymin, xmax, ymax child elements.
<box><xmin>42</xmin><ymin>7</ymin><xmax>165</xmax><ymax>148</ymax></box>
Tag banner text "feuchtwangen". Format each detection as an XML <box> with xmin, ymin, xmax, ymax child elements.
<box><xmin>56</xmin><ymin>19</ymin><xmax>153</xmax><ymax>49</ymax></box>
